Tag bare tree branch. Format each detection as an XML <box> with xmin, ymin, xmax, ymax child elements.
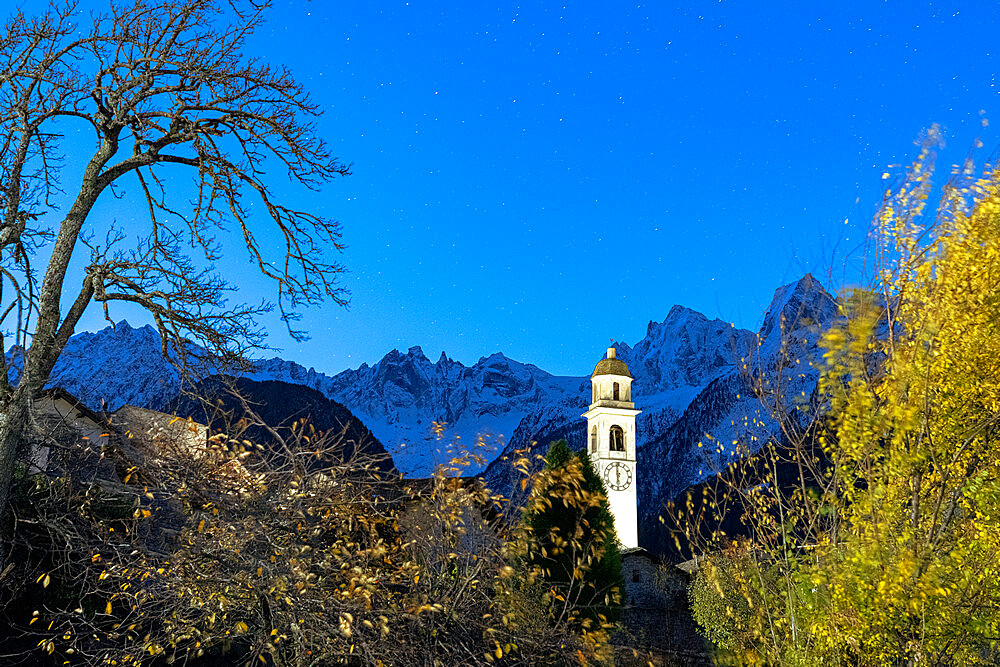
<box><xmin>0</xmin><ymin>0</ymin><xmax>352</xmax><ymax>548</ymax></box>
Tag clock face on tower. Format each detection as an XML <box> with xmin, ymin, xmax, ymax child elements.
<box><xmin>603</xmin><ymin>462</ymin><xmax>632</xmax><ymax>491</ymax></box>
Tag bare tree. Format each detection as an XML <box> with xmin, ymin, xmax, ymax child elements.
<box><xmin>0</xmin><ymin>0</ymin><xmax>351</xmax><ymax>539</ymax></box>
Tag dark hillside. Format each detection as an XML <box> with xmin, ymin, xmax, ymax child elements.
<box><xmin>167</xmin><ymin>376</ymin><xmax>397</xmax><ymax>474</ymax></box>
<box><xmin>656</xmin><ymin>433</ymin><xmax>831</xmax><ymax>562</ymax></box>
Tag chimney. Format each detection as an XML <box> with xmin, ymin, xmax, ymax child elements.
<box><xmin>607</xmin><ymin>347</ymin><xmax>616</xmax><ymax>359</ymax></box>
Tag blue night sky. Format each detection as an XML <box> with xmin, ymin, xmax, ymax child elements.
<box><xmin>70</xmin><ymin>1</ymin><xmax>999</xmax><ymax>376</ymax></box>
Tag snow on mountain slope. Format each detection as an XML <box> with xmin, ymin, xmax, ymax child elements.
<box><xmin>6</xmin><ymin>274</ymin><xmax>840</xmax><ymax>532</ymax></box>
<box><xmin>482</xmin><ymin>304</ymin><xmax>757</xmax><ymax>497</ymax></box>
<box><xmin>479</xmin><ymin>273</ymin><xmax>839</xmax><ymax>557</ymax></box>
<box><xmin>5</xmin><ymin>321</ymin><xmax>580</xmax><ymax>477</ymax></box>
<box><xmin>7</xmin><ymin>321</ymin><xmax>181</xmax><ymax>412</ymax></box>
<box><xmin>249</xmin><ymin>347</ymin><xmax>582</xmax><ymax>477</ymax></box>
<box><xmin>620</xmin><ymin>305</ymin><xmax>755</xmax><ymax>392</ymax></box>
<box><xmin>635</xmin><ymin>274</ymin><xmax>839</xmax><ymax>552</ymax></box>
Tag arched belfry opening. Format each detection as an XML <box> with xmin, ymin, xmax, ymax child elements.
<box><xmin>609</xmin><ymin>425</ymin><xmax>625</xmax><ymax>452</ymax></box>
<box><xmin>590</xmin><ymin>425</ymin><xmax>598</xmax><ymax>452</ymax></box>
<box><xmin>613</xmin><ymin>382</ymin><xmax>620</xmax><ymax>400</ymax></box>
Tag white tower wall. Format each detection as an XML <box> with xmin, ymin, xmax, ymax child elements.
<box><xmin>582</xmin><ymin>348</ymin><xmax>640</xmax><ymax>549</ymax></box>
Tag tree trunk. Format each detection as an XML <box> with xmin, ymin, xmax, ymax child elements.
<box><xmin>0</xmin><ymin>390</ymin><xmax>32</xmax><ymax>569</ymax></box>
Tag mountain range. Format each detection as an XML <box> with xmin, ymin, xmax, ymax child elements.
<box><xmin>8</xmin><ymin>274</ymin><xmax>840</xmax><ymax>549</ymax></box>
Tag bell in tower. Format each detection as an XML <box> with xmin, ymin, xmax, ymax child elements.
<box><xmin>582</xmin><ymin>347</ymin><xmax>641</xmax><ymax>548</ymax></box>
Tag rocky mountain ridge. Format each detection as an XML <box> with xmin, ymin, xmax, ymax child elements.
<box><xmin>8</xmin><ymin>275</ymin><xmax>840</xmax><ymax>538</ymax></box>
<box><xmin>481</xmin><ymin>273</ymin><xmax>839</xmax><ymax>544</ymax></box>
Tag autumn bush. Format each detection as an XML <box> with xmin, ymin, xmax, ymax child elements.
<box><xmin>687</xmin><ymin>546</ymin><xmax>781</xmax><ymax>663</ymax></box>
<box><xmin>681</xmin><ymin>128</ymin><xmax>1000</xmax><ymax>666</ymax></box>
<box><xmin>0</xmin><ymin>398</ymin><xmax>623</xmax><ymax>665</ymax></box>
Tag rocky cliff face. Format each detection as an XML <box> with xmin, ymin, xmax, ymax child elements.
<box><xmin>7</xmin><ymin>321</ymin><xmax>181</xmax><ymax>412</ymax></box>
<box><xmin>481</xmin><ymin>274</ymin><xmax>839</xmax><ymax>549</ymax></box>
<box><xmin>621</xmin><ymin>305</ymin><xmax>755</xmax><ymax>392</ymax></box>
<box><xmin>634</xmin><ymin>273</ymin><xmax>839</xmax><ymax>552</ymax></box>
<box><xmin>7</xmin><ymin>324</ymin><xmax>581</xmax><ymax>477</ymax></box>
<box><xmin>480</xmin><ymin>304</ymin><xmax>758</xmax><ymax>505</ymax></box>
<box><xmin>8</xmin><ymin>274</ymin><xmax>840</xmax><ymax>550</ymax></box>
<box><xmin>248</xmin><ymin>348</ymin><xmax>582</xmax><ymax>476</ymax></box>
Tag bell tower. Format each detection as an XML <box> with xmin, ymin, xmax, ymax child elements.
<box><xmin>582</xmin><ymin>347</ymin><xmax>640</xmax><ymax>548</ymax></box>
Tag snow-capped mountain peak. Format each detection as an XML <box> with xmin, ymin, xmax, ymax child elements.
<box><xmin>758</xmin><ymin>273</ymin><xmax>839</xmax><ymax>357</ymax></box>
<box><xmin>11</xmin><ymin>274</ymin><xmax>841</xmax><ymax>549</ymax></box>
<box><xmin>621</xmin><ymin>304</ymin><xmax>754</xmax><ymax>394</ymax></box>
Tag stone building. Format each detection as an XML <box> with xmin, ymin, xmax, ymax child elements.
<box><xmin>618</xmin><ymin>547</ymin><xmax>710</xmax><ymax>664</ymax></box>
<box><xmin>28</xmin><ymin>387</ymin><xmax>115</xmax><ymax>473</ymax></box>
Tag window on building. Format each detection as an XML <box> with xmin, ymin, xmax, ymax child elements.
<box><xmin>613</xmin><ymin>382</ymin><xmax>620</xmax><ymax>400</ymax></box>
<box><xmin>590</xmin><ymin>425</ymin><xmax>597</xmax><ymax>452</ymax></box>
<box><xmin>632</xmin><ymin>570</ymin><xmax>640</xmax><ymax>583</ymax></box>
<box><xmin>610</xmin><ymin>425</ymin><xmax>625</xmax><ymax>452</ymax></box>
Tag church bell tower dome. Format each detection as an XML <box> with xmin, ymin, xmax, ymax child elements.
<box><xmin>591</xmin><ymin>350</ymin><xmax>633</xmax><ymax>379</ymax></box>
<box><xmin>589</xmin><ymin>347</ymin><xmax>634</xmax><ymax>406</ymax></box>
<box><xmin>583</xmin><ymin>347</ymin><xmax>640</xmax><ymax>548</ymax></box>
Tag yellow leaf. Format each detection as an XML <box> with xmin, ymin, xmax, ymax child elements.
<box><xmin>105</xmin><ymin>601</ymin><xmax>112</xmax><ymax>615</ymax></box>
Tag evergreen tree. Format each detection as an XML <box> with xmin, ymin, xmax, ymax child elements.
<box><xmin>519</xmin><ymin>440</ymin><xmax>624</xmax><ymax>632</ymax></box>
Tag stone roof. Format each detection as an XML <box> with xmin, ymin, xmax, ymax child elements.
<box><xmin>113</xmin><ymin>405</ymin><xmax>208</xmax><ymax>459</ymax></box>
<box><xmin>591</xmin><ymin>357</ymin><xmax>633</xmax><ymax>378</ymax></box>
<box><xmin>621</xmin><ymin>546</ymin><xmax>659</xmax><ymax>562</ymax></box>
<box><xmin>676</xmin><ymin>557</ymin><xmax>702</xmax><ymax>574</ymax></box>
